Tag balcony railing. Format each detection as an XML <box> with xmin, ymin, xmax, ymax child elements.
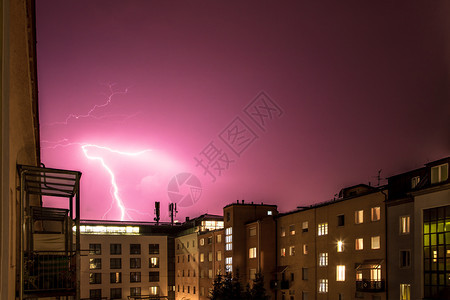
<box><xmin>24</xmin><ymin>251</ymin><xmax>76</xmax><ymax>295</ymax></box>
<box><xmin>356</xmin><ymin>280</ymin><xmax>385</xmax><ymax>292</ymax></box>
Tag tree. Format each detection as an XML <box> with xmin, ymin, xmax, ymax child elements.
<box><xmin>249</xmin><ymin>273</ymin><xmax>268</xmax><ymax>300</ymax></box>
<box><xmin>209</xmin><ymin>271</ymin><xmax>268</xmax><ymax>300</ymax></box>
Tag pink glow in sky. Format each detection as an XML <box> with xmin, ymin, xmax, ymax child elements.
<box><xmin>36</xmin><ymin>1</ymin><xmax>449</xmax><ymax>221</ymax></box>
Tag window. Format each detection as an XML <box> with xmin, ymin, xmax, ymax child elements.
<box><xmin>89</xmin><ymin>273</ymin><xmax>101</xmax><ymax>284</ymax></box>
<box><xmin>149</xmin><ymin>257</ymin><xmax>159</xmax><ymax>268</ymax></box>
<box><xmin>355</xmin><ymin>210</ymin><xmax>364</xmax><ymax>224</ymax></box>
<box><xmin>319</xmin><ymin>253</ymin><xmax>328</xmax><ymax>266</ymax></box>
<box><xmin>302</xmin><ymin>221</ymin><xmax>308</xmax><ymax>232</ymax></box>
<box><xmin>249</xmin><ymin>268</ymin><xmax>256</xmax><ymax>280</ymax></box>
<box><xmin>400</xmin><ymin>284</ymin><xmax>411</xmax><ymax>300</ymax></box>
<box><xmin>187</xmin><ymin>254</ymin><xmax>190</xmax><ymax>262</ymax></box>
<box><xmin>216</xmin><ymin>234</ymin><xmax>222</xmax><ymax>243</ymax></box>
<box><xmin>200</xmin><ymin>253</ymin><xmax>204</xmax><ymax>262</ymax></box>
<box><xmin>110</xmin><ymin>272</ymin><xmax>122</xmax><ymax>283</ymax></box>
<box><xmin>356</xmin><ymin>270</ymin><xmax>362</xmax><ymax>281</ymax></box>
<box><xmin>130</xmin><ymin>258</ymin><xmax>141</xmax><ymax>269</ymax></box>
<box><xmin>319</xmin><ymin>279</ymin><xmax>328</xmax><ymax>293</ymax></box>
<box><xmin>130</xmin><ymin>287</ymin><xmax>141</xmax><ymax>297</ymax></box>
<box><xmin>290</xmin><ymin>272</ymin><xmax>294</xmax><ymax>282</ymax></box>
<box><xmin>318</xmin><ymin>223</ymin><xmax>328</xmax><ymax>236</ymax></box>
<box><xmin>209</xmin><ymin>269</ymin><xmax>213</xmax><ymax>278</ymax></box>
<box><xmin>207</xmin><ymin>237</ymin><xmax>213</xmax><ymax>244</ymax></box>
<box><xmin>371</xmin><ymin>207</ymin><xmax>381</xmax><ymax>221</ymax></box>
<box><xmin>149</xmin><ymin>244</ymin><xmax>159</xmax><ymax>254</ymax></box>
<box><xmin>249</xmin><ymin>247</ymin><xmax>257</xmax><ymax>259</ymax></box>
<box><xmin>110</xmin><ymin>258</ymin><xmax>121</xmax><ymax>269</ymax></box>
<box><xmin>208</xmin><ymin>252</ymin><xmax>213</xmax><ymax>261</ymax></box>
<box><xmin>370</xmin><ymin>265</ymin><xmax>381</xmax><ymax>281</ymax></box>
<box><xmin>217</xmin><ymin>250</ymin><xmax>222</xmax><ymax>261</ymax></box>
<box><xmin>90</xmin><ymin>289</ymin><xmax>101</xmax><ymax>299</ymax></box>
<box><xmin>400</xmin><ymin>216</ymin><xmax>410</xmax><ymax>234</ymax></box>
<box><xmin>337</xmin><ymin>215</ymin><xmax>345</xmax><ymax>226</ymax></box>
<box><xmin>336</xmin><ymin>265</ymin><xmax>345</xmax><ymax>281</ymax></box>
<box><xmin>281</xmin><ymin>227</ymin><xmax>286</xmax><ymax>237</ymax></box>
<box><xmin>89</xmin><ymin>258</ymin><xmax>101</xmax><ymax>270</ymax></box>
<box><xmin>337</xmin><ymin>240</ymin><xmax>344</xmax><ymax>252</ymax></box>
<box><xmin>130</xmin><ymin>243</ymin><xmax>141</xmax><ymax>254</ymax></box>
<box><xmin>149</xmin><ymin>271</ymin><xmax>159</xmax><ymax>282</ymax></box>
<box><xmin>411</xmin><ymin>176</ymin><xmax>420</xmax><ymax>188</ymax></box>
<box><xmin>149</xmin><ymin>286</ymin><xmax>158</xmax><ymax>295</ymax></box>
<box><xmin>302</xmin><ymin>291</ymin><xmax>309</xmax><ymax>300</ymax></box>
<box><xmin>110</xmin><ymin>243</ymin><xmax>121</xmax><ymax>255</ymax></box>
<box><xmin>289</xmin><ymin>246</ymin><xmax>295</xmax><ymax>256</ymax></box>
<box><xmin>89</xmin><ymin>244</ymin><xmax>101</xmax><ymax>255</ymax></box>
<box><xmin>303</xmin><ymin>244</ymin><xmax>308</xmax><ymax>255</ymax></box>
<box><xmin>225</xmin><ymin>227</ymin><xmax>232</xmax><ymax>251</ymax></box>
<box><xmin>200</xmin><ymin>238</ymin><xmax>205</xmax><ymax>246</ymax></box>
<box><xmin>302</xmin><ymin>268</ymin><xmax>308</xmax><ymax>280</ymax></box>
<box><xmin>431</xmin><ymin>163</ymin><xmax>448</xmax><ymax>184</ymax></box>
<box><xmin>289</xmin><ymin>224</ymin><xmax>296</xmax><ymax>235</ymax></box>
<box><xmin>110</xmin><ymin>288</ymin><xmax>122</xmax><ymax>299</ymax></box>
<box><xmin>355</xmin><ymin>238</ymin><xmax>363</xmax><ymax>250</ymax></box>
<box><xmin>130</xmin><ymin>272</ymin><xmax>141</xmax><ymax>282</ymax></box>
<box><xmin>193</xmin><ymin>286</ymin><xmax>196</xmax><ymax>294</ymax></box>
<box><xmin>400</xmin><ymin>250</ymin><xmax>411</xmax><ymax>268</ymax></box>
<box><xmin>267</xmin><ymin>210</ymin><xmax>273</xmax><ymax>215</ymax></box>
<box><xmin>281</xmin><ymin>248</ymin><xmax>286</xmax><ymax>257</ymax></box>
<box><xmin>249</xmin><ymin>227</ymin><xmax>256</xmax><ymax>236</ymax></box>
<box><xmin>225</xmin><ymin>257</ymin><xmax>232</xmax><ymax>273</ymax></box>
<box><xmin>371</xmin><ymin>236</ymin><xmax>380</xmax><ymax>249</ymax></box>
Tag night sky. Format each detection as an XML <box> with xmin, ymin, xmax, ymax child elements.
<box><xmin>36</xmin><ymin>1</ymin><xmax>449</xmax><ymax>221</ymax></box>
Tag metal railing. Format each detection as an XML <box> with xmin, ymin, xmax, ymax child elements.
<box><xmin>356</xmin><ymin>280</ymin><xmax>385</xmax><ymax>292</ymax></box>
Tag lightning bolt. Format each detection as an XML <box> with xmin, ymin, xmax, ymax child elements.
<box><xmin>81</xmin><ymin>144</ymin><xmax>152</xmax><ymax>221</ymax></box>
<box><xmin>47</xmin><ymin>84</ymin><xmax>130</xmax><ymax>126</ymax></box>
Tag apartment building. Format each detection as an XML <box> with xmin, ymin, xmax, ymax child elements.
<box><xmin>198</xmin><ymin>228</ymin><xmax>224</xmax><ymax>299</ymax></box>
<box><xmin>387</xmin><ymin>157</ymin><xmax>450</xmax><ymax>300</ymax></box>
<box><xmin>80</xmin><ymin>221</ymin><xmax>177</xmax><ymax>300</ymax></box>
<box><xmin>277</xmin><ymin>184</ymin><xmax>387</xmax><ymax>300</ymax></box>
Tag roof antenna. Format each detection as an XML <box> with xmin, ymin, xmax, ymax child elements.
<box><xmin>377</xmin><ymin>169</ymin><xmax>382</xmax><ymax>186</ymax></box>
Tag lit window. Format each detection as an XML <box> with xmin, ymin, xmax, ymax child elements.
<box><xmin>318</xmin><ymin>223</ymin><xmax>328</xmax><ymax>236</ymax></box>
<box><xmin>400</xmin><ymin>216</ymin><xmax>410</xmax><ymax>234</ymax></box>
<box><xmin>289</xmin><ymin>224</ymin><xmax>295</xmax><ymax>235</ymax></box>
<box><xmin>208</xmin><ymin>269</ymin><xmax>213</xmax><ymax>278</ymax></box>
<box><xmin>356</xmin><ymin>271</ymin><xmax>362</xmax><ymax>281</ymax></box>
<box><xmin>110</xmin><ymin>272</ymin><xmax>122</xmax><ymax>284</ymax></box>
<box><xmin>370</xmin><ymin>265</ymin><xmax>381</xmax><ymax>281</ymax></box>
<box><xmin>249</xmin><ymin>268</ymin><xmax>256</xmax><ymax>280</ymax></box>
<box><xmin>216</xmin><ymin>234</ymin><xmax>222</xmax><ymax>243</ymax></box>
<box><xmin>149</xmin><ymin>257</ymin><xmax>159</xmax><ymax>268</ymax></box>
<box><xmin>318</xmin><ymin>279</ymin><xmax>328</xmax><ymax>293</ymax></box>
<box><xmin>302</xmin><ymin>221</ymin><xmax>308</xmax><ymax>232</ymax></box>
<box><xmin>371</xmin><ymin>236</ymin><xmax>380</xmax><ymax>249</ymax></box>
<box><xmin>225</xmin><ymin>227</ymin><xmax>232</xmax><ymax>251</ymax></box>
<box><xmin>217</xmin><ymin>251</ymin><xmax>222</xmax><ymax>261</ymax></box>
<box><xmin>400</xmin><ymin>284</ymin><xmax>411</xmax><ymax>300</ymax></box>
<box><xmin>225</xmin><ymin>257</ymin><xmax>232</xmax><ymax>273</ymax></box>
<box><xmin>281</xmin><ymin>227</ymin><xmax>286</xmax><ymax>237</ymax></box>
<box><xmin>371</xmin><ymin>207</ymin><xmax>380</xmax><ymax>221</ymax></box>
<box><xmin>89</xmin><ymin>258</ymin><xmax>101</xmax><ymax>270</ymax></box>
<box><xmin>355</xmin><ymin>238</ymin><xmax>363</xmax><ymax>250</ymax></box>
<box><xmin>337</xmin><ymin>241</ymin><xmax>344</xmax><ymax>252</ymax></box>
<box><xmin>249</xmin><ymin>227</ymin><xmax>256</xmax><ymax>236</ymax></box>
<box><xmin>303</xmin><ymin>244</ymin><xmax>308</xmax><ymax>255</ymax></box>
<box><xmin>355</xmin><ymin>210</ymin><xmax>364</xmax><ymax>224</ymax></box>
<box><xmin>208</xmin><ymin>252</ymin><xmax>213</xmax><ymax>262</ymax></box>
<box><xmin>267</xmin><ymin>210</ymin><xmax>273</xmax><ymax>215</ymax></box>
<box><xmin>200</xmin><ymin>238</ymin><xmax>205</xmax><ymax>246</ymax></box>
<box><xmin>336</xmin><ymin>265</ymin><xmax>345</xmax><ymax>281</ymax></box>
<box><xmin>149</xmin><ymin>286</ymin><xmax>158</xmax><ymax>295</ymax></box>
<box><xmin>281</xmin><ymin>248</ymin><xmax>286</xmax><ymax>257</ymax></box>
<box><xmin>411</xmin><ymin>176</ymin><xmax>420</xmax><ymax>188</ymax></box>
<box><xmin>431</xmin><ymin>163</ymin><xmax>448</xmax><ymax>184</ymax></box>
<box><xmin>289</xmin><ymin>246</ymin><xmax>295</xmax><ymax>256</ymax></box>
<box><xmin>89</xmin><ymin>273</ymin><xmax>101</xmax><ymax>284</ymax></box>
<box><xmin>200</xmin><ymin>253</ymin><xmax>204</xmax><ymax>262</ymax></box>
<box><xmin>319</xmin><ymin>253</ymin><xmax>328</xmax><ymax>266</ymax></box>
<box><xmin>249</xmin><ymin>247</ymin><xmax>257</xmax><ymax>259</ymax></box>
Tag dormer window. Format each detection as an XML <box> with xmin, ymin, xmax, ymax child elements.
<box><xmin>411</xmin><ymin>176</ymin><xmax>420</xmax><ymax>189</ymax></box>
<box><xmin>431</xmin><ymin>163</ymin><xmax>448</xmax><ymax>184</ymax></box>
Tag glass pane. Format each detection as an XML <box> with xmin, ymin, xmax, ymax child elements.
<box><xmin>424</xmin><ymin>223</ymin><xmax>430</xmax><ymax>234</ymax></box>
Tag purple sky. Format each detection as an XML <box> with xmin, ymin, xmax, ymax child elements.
<box><xmin>36</xmin><ymin>1</ymin><xmax>449</xmax><ymax>222</ymax></box>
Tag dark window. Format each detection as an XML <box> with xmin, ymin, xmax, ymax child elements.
<box><xmin>302</xmin><ymin>268</ymin><xmax>308</xmax><ymax>280</ymax></box>
<box><xmin>89</xmin><ymin>273</ymin><xmax>101</xmax><ymax>284</ymax></box>
<box><xmin>130</xmin><ymin>287</ymin><xmax>141</xmax><ymax>297</ymax></box>
<box><xmin>130</xmin><ymin>244</ymin><xmax>141</xmax><ymax>254</ymax></box>
<box><xmin>89</xmin><ymin>244</ymin><xmax>101</xmax><ymax>255</ymax></box>
<box><xmin>149</xmin><ymin>244</ymin><xmax>160</xmax><ymax>254</ymax></box>
<box><xmin>149</xmin><ymin>271</ymin><xmax>160</xmax><ymax>282</ymax></box>
<box><xmin>290</xmin><ymin>272</ymin><xmax>294</xmax><ymax>282</ymax></box>
<box><xmin>208</xmin><ymin>237</ymin><xmax>213</xmax><ymax>244</ymax></box>
<box><xmin>110</xmin><ymin>288</ymin><xmax>122</xmax><ymax>299</ymax></box>
<box><xmin>110</xmin><ymin>258</ymin><xmax>121</xmax><ymax>269</ymax></box>
<box><xmin>400</xmin><ymin>250</ymin><xmax>411</xmax><ymax>268</ymax></box>
<box><xmin>110</xmin><ymin>243</ymin><xmax>121</xmax><ymax>255</ymax></box>
<box><xmin>337</xmin><ymin>215</ymin><xmax>345</xmax><ymax>226</ymax></box>
<box><xmin>89</xmin><ymin>258</ymin><xmax>102</xmax><ymax>270</ymax></box>
<box><xmin>130</xmin><ymin>258</ymin><xmax>141</xmax><ymax>269</ymax></box>
<box><xmin>227</xmin><ymin>212</ymin><xmax>230</xmax><ymax>221</ymax></box>
<box><xmin>90</xmin><ymin>289</ymin><xmax>102</xmax><ymax>299</ymax></box>
<box><xmin>130</xmin><ymin>272</ymin><xmax>141</xmax><ymax>282</ymax></box>
<box><xmin>110</xmin><ymin>272</ymin><xmax>122</xmax><ymax>284</ymax></box>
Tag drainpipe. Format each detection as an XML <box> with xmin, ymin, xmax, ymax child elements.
<box><xmin>380</xmin><ymin>188</ymin><xmax>388</xmax><ymax>299</ymax></box>
<box><xmin>19</xmin><ymin>169</ymin><xmax>27</xmax><ymax>300</ymax></box>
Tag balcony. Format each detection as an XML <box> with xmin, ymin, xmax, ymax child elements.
<box><xmin>356</xmin><ymin>280</ymin><xmax>385</xmax><ymax>292</ymax></box>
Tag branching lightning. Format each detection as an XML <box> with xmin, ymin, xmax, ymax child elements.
<box><xmin>81</xmin><ymin>144</ymin><xmax>152</xmax><ymax>221</ymax></box>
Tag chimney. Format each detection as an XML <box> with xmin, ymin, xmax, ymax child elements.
<box><xmin>241</xmin><ymin>200</ymin><xmax>244</xmax><ymax>204</ymax></box>
<box><xmin>185</xmin><ymin>217</ymin><xmax>190</xmax><ymax>222</ymax></box>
